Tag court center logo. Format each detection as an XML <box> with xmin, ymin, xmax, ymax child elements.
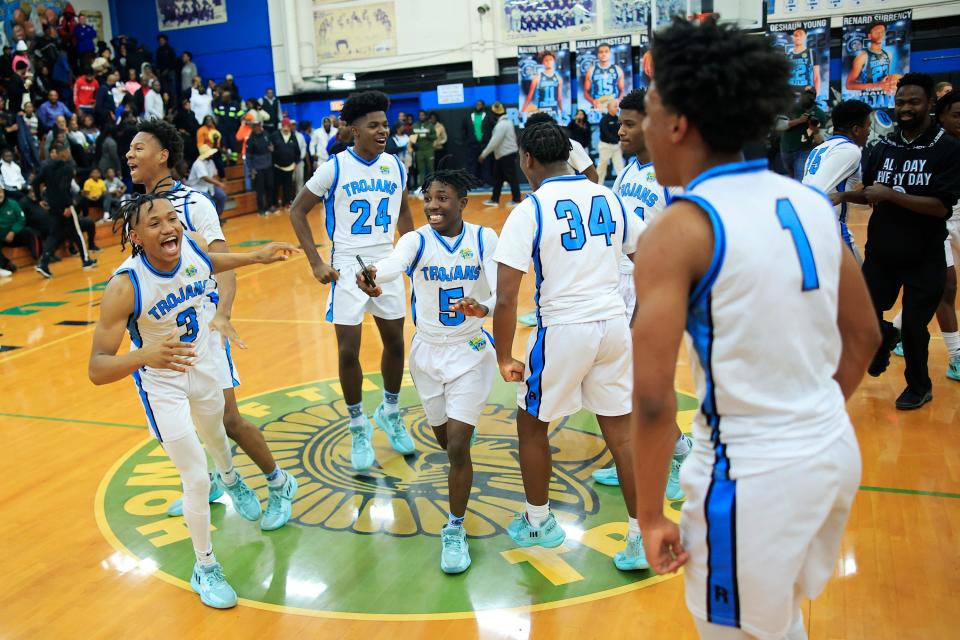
<box><xmin>97</xmin><ymin>375</ymin><xmax>698</xmax><ymax>618</ymax></box>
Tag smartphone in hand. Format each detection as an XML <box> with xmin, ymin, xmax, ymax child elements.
<box><xmin>356</xmin><ymin>255</ymin><xmax>376</xmax><ymax>287</ymax></box>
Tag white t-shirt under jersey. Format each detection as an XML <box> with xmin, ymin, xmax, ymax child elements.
<box><xmin>494</xmin><ymin>174</ymin><xmax>641</xmax><ymax>326</ymax></box>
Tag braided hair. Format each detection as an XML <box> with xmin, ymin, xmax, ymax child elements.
<box><xmin>420</xmin><ymin>167</ymin><xmax>483</xmax><ymax>199</ymax></box>
<box><xmin>114</xmin><ymin>191</ymin><xmax>178</xmax><ymax>257</ymax></box>
<box><xmin>518</xmin><ymin>121</ymin><xmax>571</xmax><ymax>164</ymax></box>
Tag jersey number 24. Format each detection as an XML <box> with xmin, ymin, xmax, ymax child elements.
<box><xmin>351</xmin><ymin>198</ymin><xmax>391</xmax><ymax>235</ymax></box>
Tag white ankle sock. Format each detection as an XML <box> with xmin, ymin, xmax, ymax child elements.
<box><xmin>525</xmin><ymin>501</ymin><xmax>550</xmax><ymax>527</ymax></box>
<box><xmin>943</xmin><ymin>331</ymin><xmax>960</xmax><ymax>357</ymax></box>
<box><xmin>347</xmin><ymin>402</ymin><xmax>365</xmax><ymax>428</ymax></box>
<box><xmin>892</xmin><ymin>312</ymin><xmax>903</xmax><ymax>330</ymax></box>
<box><xmin>674</xmin><ymin>434</ymin><xmax>692</xmax><ymax>457</ymax></box>
<box><xmin>195</xmin><ymin>547</ymin><xmax>217</xmax><ymax>567</ymax></box>
<box><xmin>219</xmin><ymin>467</ymin><xmax>238</xmax><ymax>486</ymax></box>
<box><xmin>628</xmin><ymin>517</ymin><xmax>641</xmax><ymax>538</ymax></box>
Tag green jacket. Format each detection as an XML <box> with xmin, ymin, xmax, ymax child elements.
<box><xmin>412</xmin><ymin>121</ymin><xmax>436</xmax><ymax>155</ymax></box>
<box><xmin>780</xmin><ymin>104</ymin><xmax>827</xmax><ymax>153</ymax></box>
<box><xmin>0</xmin><ymin>197</ymin><xmax>25</xmax><ymax>236</ymax></box>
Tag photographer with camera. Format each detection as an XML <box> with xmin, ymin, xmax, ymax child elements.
<box><xmin>780</xmin><ymin>86</ymin><xmax>826</xmax><ymax>180</ymax></box>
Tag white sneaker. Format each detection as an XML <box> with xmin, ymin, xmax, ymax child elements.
<box><xmin>482</xmin><ymin>200</ymin><xmax>499</xmax><ymax>207</ymax></box>
<box><xmin>0</xmin><ymin>267</ymin><xmax>12</xmax><ymax>277</ymax></box>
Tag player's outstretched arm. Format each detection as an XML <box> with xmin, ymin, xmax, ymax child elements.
<box><xmin>834</xmin><ymin>244</ymin><xmax>881</xmax><ymax>399</ymax></box>
<box><xmin>205</xmin><ymin>238</ymin><xmax>243</xmax><ymax>348</ymax></box>
<box><xmin>631</xmin><ymin>201</ymin><xmax>713</xmax><ymax>575</ymax></box>
<box><xmin>209</xmin><ymin>242</ymin><xmax>299</xmax><ymax>273</ymax></box>
<box><xmin>492</xmin><ymin>263</ymin><xmax>525</xmax><ymax>382</ymax></box>
<box><xmin>397</xmin><ymin>187</ymin><xmax>414</xmax><ymax>236</ymax></box>
<box><xmin>289</xmin><ymin>186</ymin><xmax>338</xmax><ymax>283</ymax></box>
<box><xmin>863</xmin><ymin>183</ymin><xmax>951</xmax><ymax>217</ymax></box>
<box><xmin>89</xmin><ymin>276</ymin><xmax>197</xmax><ymax>385</ymax></box>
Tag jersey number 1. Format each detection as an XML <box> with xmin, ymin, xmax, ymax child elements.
<box><xmin>776</xmin><ymin>199</ymin><xmax>820</xmax><ymax>291</ymax></box>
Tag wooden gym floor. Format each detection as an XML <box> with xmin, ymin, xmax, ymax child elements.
<box><xmin>0</xmin><ymin>198</ymin><xmax>957</xmax><ymax>639</ymax></box>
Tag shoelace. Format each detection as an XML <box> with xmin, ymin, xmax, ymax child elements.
<box><xmin>443</xmin><ymin>530</ymin><xmax>463</xmax><ymax>552</ymax></box>
<box><xmin>264</xmin><ymin>492</ymin><xmax>282</xmax><ymax>515</ymax></box>
<box><xmin>205</xmin><ymin>565</ymin><xmax>227</xmax><ymax>586</ymax></box>
<box><xmin>352</xmin><ymin>427</ymin><xmax>370</xmax><ymax>449</ymax></box>
<box><xmin>627</xmin><ymin>536</ymin><xmax>643</xmax><ymax>555</ymax></box>
<box><xmin>232</xmin><ymin>481</ymin><xmax>255</xmax><ymax>501</ymax></box>
<box><xmin>384</xmin><ymin>412</ymin><xmax>406</xmax><ymax>438</ymax></box>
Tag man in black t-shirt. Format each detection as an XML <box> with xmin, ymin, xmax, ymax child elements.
<box><xmin>854</xmin><ymin>74</ymin><xmax>960</xmax><ymax>409</ymax></box>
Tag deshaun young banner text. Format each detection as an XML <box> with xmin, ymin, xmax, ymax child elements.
<box><xmin>518</xmin><ymin>43</ymin><xmax>572</xmax><ymax>125</ymax></box>
<box><xmin>842</xmin><ymin>10</ymin><xmax>911</xmax><ymax>109</ymax></box>
<box><xmin>769</xmin><ymin>18</ymin><xmax>830</xmax><ymax>107</ymax></box>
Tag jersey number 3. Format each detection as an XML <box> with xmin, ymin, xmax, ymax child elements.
<box><xmin>176</xmin><ymin>307</ymin><xmax>200</xmax><ymax>343</ymax></box>
<box><xmin>351</xmin><ymin>198</ymin><xmax>391</xmax><ymax>235</ymax></box>
<box><xmin>776</xmin><ymin>199</ymin><xmax>820</xmax><ymax>291</ymax></box>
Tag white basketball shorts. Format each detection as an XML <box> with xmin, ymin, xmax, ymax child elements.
<box><xmin>132</xmin><ymin>352</ymin><xmax>226</xmax><ymax>443</ymax></box>
<box><xmin>618</xmin><ymin>272</ymin><xmax>636</xmax><ymax>320</ymax></box>
<box><xmin>326</xmin><ymin>261</ymin><xmax>406</xmax><ymax>325</ymax></box>
<box><xmin>409</xmin><ymin>330</ymin><xmax>496</xmax><ymax>427</ymax></box>
<box><xmin>518</xmin><ymin>316</ymin><xmax>632</xmax><ymax>423</ymax></box>
<box><xmin>208</xmin><ymin>329</ymin><xmax>241</xmax><ymax>390</ymax></box>
<box><xmin>681</xmin><ymin>424</ymin><xmax>860</xmax><ymax>640</ymax></box>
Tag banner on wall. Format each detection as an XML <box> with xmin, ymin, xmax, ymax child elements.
<box><xmin>768</xmin><ymin>18</ymin><xmax>830</xmax><ymax>107</ymax></box>
<box><xmin>637</xmin><ymin>33</ymin><xmax>652</xmax><ymax>89</ymax></box>
<box><xmin>653</xmin><ymin>0</ymin><xmax>690</xmax><ymax>29</ymax></box>
<box><xmin>504</xmin><ymin>0</ymin><xmax>595</xmax><ymax>37</ymax></box>
<box><xmin>2</xmin><ymin>0</ymin><xmax>66</xmax><ymax>43</ymax></box>
<box><xmin>604</xmin><ymin>0</ymin><xmax>650</xmax><ymax>33</ymax></box>
<box><xmin>518</xmin><ymin>43</ymin><xmax>572</xmax><ymax>125</ymax></box>
<box><xmin>842</xmin><ymin>10</ymin><xmax>911</xmax><ymax>109</ymax></box>
<box><xmin>156</xmin><ymin>0</ymin><xmax>228</xmax><ymax>30</ymax></box>
<box><xmin>576</xmin><ymin>36</ymin><xmax>633</xmax><ymax>125</ymax></box>
<box><xmin>314</xmin><ymin>1</ymin><xmax>396</xmax><ymax>62</ymax></box>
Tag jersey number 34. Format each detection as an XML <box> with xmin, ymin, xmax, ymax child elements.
<box><xmin>555</xmin><ymin>196</ymin><xmax>617</xmax><ymax>251</ymax></box>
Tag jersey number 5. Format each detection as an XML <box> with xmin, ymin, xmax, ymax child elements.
<box><xmin>176</xmin><ymin>307</ymin><xmax>200</xmax><ymax>343</ymax></box>
<box><xmin>554</xmin><ymin>196</ymin><xmax>616</xmax><ymax>251</ymax></box>
<box><xmin>439</xmin><ymin>287</ymin><xmax>465</xmax><ymax>326</ymax></box>
<box><xmin>350</xmin><ymin>198</ymin><xmax>391</xmax><ymax>235</ymax></box>
<box><xmin>776</xmin><ymin>199</ymin><xmax>820</xmax><ymax>291</ymax></box>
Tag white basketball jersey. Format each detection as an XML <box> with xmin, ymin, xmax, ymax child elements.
<box><xmin>166</xmin><ymin>180</ymin><xmax>223</xmax><ymax>312</ymax></box>
<box><xmin>802</xmin><ymin>135</ymin><xmax>861</xmax><ymax>247</ymax></box>
<box><xmin>113</xmin><ymin>237</ymin><xmax>213</xmax><ymax>378</ymax></box>
<box><xmin>396</xmin><ymin>222</ymin><xmax>497</xmax><ymax>343</ymax></box>
<box><xmin>494</xmin><ymin>174</ymin><xmax>641</xmax><ymax>326</ymax></box>
<box><xmin>613</xmin><ymin>159</ymin><xmax>667</xmax><ymax>273</ymax></box>
<box><xmin>680</xmin><ymin>160</ymin><xmax>848</xmax><ymax>477</ymax></box>
<box><xmin>305</xmin><ymin>148</ymin><xmax>406</xmax><ymax>268</ymax></box>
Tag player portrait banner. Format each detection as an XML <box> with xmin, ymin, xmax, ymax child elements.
<box><xmin>503</xmin><ymin>0</ymin><xmax>595</xmax><ymax>38</ymax></box>
<box><xmin>518</xmin><ymin>42</ymin><xmax>572</xmax><ymax>125</ymax></box>
<box><xmin>156</xmin><ymin>0</ymin><xmax>227</xmax><ymax>30</ymax></box>
<box><xmin>604</xmin><ymin>0</ymin><xmax>651</xmax><ymax>34</ymax></box>
<box><xmin>653</xmin><ymin>0</ymin><xmax>690</xmax><ymax>29</ymax></box>
<box><xmin>768</xmin><ymin>18</ymin><xmax>830</xmax><ymax>107</ymax></box>
<box><xmin>576</xmin><ymin>37</ymin><xmax>633</xmax><ymax>125</ymax></box>
<box><xmin>313</xmin><ymin>1</ymin><xmax>396</xmax><ymax>62</ymax></box>
<box><xmin>841</xmin><ymin>10</ymin><xmax>911</xmax><ymax>109</ymax></box>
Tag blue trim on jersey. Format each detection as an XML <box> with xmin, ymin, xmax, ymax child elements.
<box><xmin>803</xmin><ymin>183</ymin><xmax>834</xmax><ymax>210</ymax></box>
<box><xmin>836</xmin><ymin>181</ymin><xmax>854</xmax><ymax>247</ymax></box>
<box><xmin>541</xmin><ymin>174</ymin><xmax>588</xmax><ymax>186</ymax></box>
<box><xmin>411</xmin><ymin>289</ymin><xmax>418</xmax><ymax>326</ymax></box>
<box><xmin>614</xmin><ymin>193</ymin><xmax>629</xmax><ymax>242</ymax></box>
<box><xmin>118</xmin><ymin>269</ymin><xmax>143</xmax><ymax>348</ymax></box>
<box><xmin>407</xmin><ymin>232</ymin><xmax>427</xmax><ymax>276</ymax></box>
<box><xmin>478</xmin><ymin>226</ymin><xmax>487</xmax><ymax>261</ymax></box>
<box><xmin>432</xmin><ymin>224</ymin><xmax>467</xmax><ymax>254</ymax></box>
<box><xmin>132</xmin><ymin>370</ymin><xmax>162</xmax><ymax>442</ymax></box>
<box><xmin>184</xmin><ymin>236</ymin><xmax>214</xmax><ymax>274</ymax></box>
<box><xmin>139</xmin><ymin>253</ymin><xmax>181</xmax><ymax>279</ymax></box>
<box><xmin>224</xmin><ymin>338</ymin><xmax>240</xmax><ymax>387</ymax></box>
<box><xmin>326</xmin><ymin>280</ymin><xmax>336</xmax><ymax>322</ymax></box>
<box><xmin>525</xmin><ymin>326</ymin><xmax>547</xmax><ymax>419</ymax></box>
<box><xmin>390</xmin><ymin>153</ymin><xmax>406</xmax><ymax>192</ymax></box>
<box><xmin>680</xmin><ymin>195</ymin><xmax>727</xmax><ymax>307</ymax></box>
<box><xmin>482</xmin><ymin>328</ymin><xmax>495</xmax><ymax>348</ymax></box>
<box><xmin>183</xmin><ymin>196</ymin><xmax>195</xmax><ymax>232</ymax></box>
<box><xmin>325</xmin><ymin>156</ymin><xmax>340</xmax><ymax>243</ymax></box>
<box><xmin>347</xmin><ymin>147</ymin><xmax>381</xmax><ymax>167</ymax></box>
<box><xmin>529</xmin><ymin>194</ymin><xmax>544</xmax><ymax>323</ymax></box>
<box><xmin>826</xmin><ymin>135</ymin><xmax>855</xmax><ymax>144</ymax></box>
<box><xmin>686</xmin><ymin>159</ymin><xmax>767</xmax><ymax>192</ymax></box>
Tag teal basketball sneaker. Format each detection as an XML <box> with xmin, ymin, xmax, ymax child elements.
<box><xmin>893</xmin><ymin>342</ymin><xmax>904</xmax><ymax>357</ymax></box>
<box><xmin>166</xmin><ymin>473</ymin><xmax>225</xmax><ymax>517</ymax></box>
<box><xmin>374</xmin><ymin>403</ymin><xmax>416</xmax><ymax>455</ymax></box>
<box><xmin>222</xmin><ymin>472</ymin><xmax>262</xmax><ymax>521</ymax></box>
<box><xmin>613</xmin><ymin>533</ymin><xmax>650</xmax><ymax>571</ymax></box>
<box><xmin>507</xmin><ymin>512</ymin><xmax>566</xmax><ymax>548</ymax></box>
<box><xmin>592</xmin><ymin>465</ymin><xmax>620</xmax><ymax>486</ymax></box>
<box><xmin>440</xmin><ymin>524</ymin><xmax>471</xmax><ymax>574</ymax></box>
<box><xmin>350</xmin><ymin>418</ymin><xmax>376</xmax><ymax>470</ymax></box>
<box><xmin>190</xmin><ymin>562</ymin><xmax>238</xmax><ymax>609</ymax></box>
<box><xmin>261</xmin><ymin>472</ymin><xmax>298</xmax><ymax>531</ymax></box>
<box><xmin>947</xmin><ymin>354</ymin><xmax>960</xmax><ymax>381</ymax></box>
<box><xmin>665</xmin><ymin>457</ymin><xmax>686</xmax><ymax>501</ymax></box>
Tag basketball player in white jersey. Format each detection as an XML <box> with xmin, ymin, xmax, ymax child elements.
<box><xmin>802</xmin><ymin>99</ymin><xmax>873</xmax><ymax>264</ymax></box>
<box><xmin>290</xmin><ymin>91</ymin><xmax>416</xmax><ymax>471</ymax></box>
<box><xmin>631</xmin><ymin>19</ymin><xmax>880</xmax><ymax>639</ymax></box>
<box><xmin>356</xmin><ymin>169</ymin><xmax>497</xmax><ymax>574</ymax></box>
<box><xmin>88</xmin><ymin>193</ymin><xmax>297</xmax><ymax>608</ymax></box>
<box><xmin>493</xmin><ymin>121</ymin><xmax>648</xmax><ymax>571</ymax></box>
<box><xmin>590</xmin><ymin>88</ymin><xmax>693</xmax><ymax>500</ymax></box>
<box><xmin>127</xmin><ymin>120</ymin><xmax>298</xmax><ymax>530</ymax></box>
<box><xmin>526</xmin><ymin>111</ymin><xmax>599</xmax><ymax>182</ymax></box>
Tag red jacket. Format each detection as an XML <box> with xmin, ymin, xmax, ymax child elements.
<box><xmin>74</xmin><ymin>76</ymin><xmax>99</xmax><ymax>108</ymax></box>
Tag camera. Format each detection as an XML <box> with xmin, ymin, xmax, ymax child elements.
<box><xmin>477</xmin><ymin>4</ymin><xmax>490</xmax><ymax>14</ymax></box>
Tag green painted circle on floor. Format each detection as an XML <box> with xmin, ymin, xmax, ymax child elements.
<box><xmin>97</xmin><ymin>375</ymin><xmax>698</xmax><ymax>618</ymax></box>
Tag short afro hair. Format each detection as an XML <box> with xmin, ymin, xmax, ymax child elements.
<box><xmin>935</xmin><ymin>90</ymin><xmax>960</xmax><ymax>120</ymax></box>
<box><xmin>518</xmin><ymin>121</ymin><xmax>570</xmax><ymax>164</ymax></box>
<box><xmin>136</xmin><ymin>119</ymin><xmax>183</xmax><ymax>169</ymax></box>
<box><xmin>652</xmin><ymin>17</ymin><xmax>791</xmax><ymax>153</ymax></box>
<box><xmin>830</xmin><ymin>100</ymin><xmax>873</xmax><ymax>133</ymax></box>
<box><xmin>619</xmin><ymin>89</ymin><xmax>646</xmax><ymax>114</ymax></box>
<box><xmin>524</xmin><ymin>112</ymin><xmax>557</xmax><ymax>127</ymax></box>
<box><xmin>896</xmin><ymin>73</ymin><xmax>935</xmax><ymax>100</ymax></box>
<box><xmin>340</xmin><ymin>90</ymin><xmax>390</xmax><ymax>125</ymax></box>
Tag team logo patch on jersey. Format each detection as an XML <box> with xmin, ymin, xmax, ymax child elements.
<box><xmin>468</xmin><ymin>335</ymin><xmax>487</xmax><ymax>351</ymax></box>
<box><xmin>97</xmin><ymin>374</ymin><xmax>697</xmax><ymax>618</ymax></box>
<box><xmin>459</xmin><ymin>247</ymin><xmax>475</xmax><ymax>260</ymax></box>
<box><xmin>184</xmin><ymin>264</ymin><xmax>198</xmax><ymax>277</ymax></box>
<box><xmin>379</xmin><ymin>165</ymin><xmax>391</xmax><ymax>174</ymax></box>
<box><xmin>646</xmin><ymin>172</ymin><xmax>657</xmax><ymax>183</ymax></box>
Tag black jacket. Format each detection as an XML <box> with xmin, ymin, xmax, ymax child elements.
<box><xmin>599</xmin><ymin>114</ymin><xmax>619</xmax><ymax>145</ymax></box>
<box><xmin>155</xmin><ymin>44</ymin><xmax>177</xmax><ymax>73</ymax></box>
<box><xmin>261</xmin><ymin>97</ymin><xmax>281</xmax><ymax>130</ymax></box>
<box><xmin>94</xmin><ymin>85</ymin><xmax>115</xmax><ymax>124</ymax></box>
<box><xmin>270</xmin><ymin>131</ymin><xmax>300</xmax><ymax>167</ymax></box>
<box><xmin>32</xmin><ymin>159</ymin><xmax>75</xmax><ymax>210</ymax></box>
<box><xmin>246</xmin><ymin>131</ymin><xmax>273</xmax><ymax>170</ymax></box>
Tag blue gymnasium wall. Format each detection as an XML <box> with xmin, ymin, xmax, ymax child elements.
<box><xmin>109</xmin><ymin>0</ymin><xmax>276</xmax><ymax>100</ymax></box>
